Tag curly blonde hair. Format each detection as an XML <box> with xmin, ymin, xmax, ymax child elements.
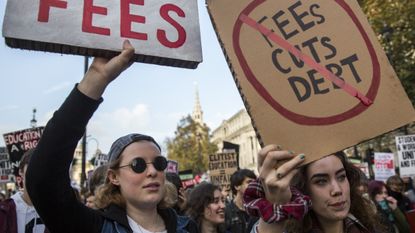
<box><xmin>158</xmin><ymin>181</ymin><xmax>178</xmax><ymax>209</ymax></box>
<box><xmin>94</xmin><ymin>158</ymin><xmax>125</xmax><ymax>209</ymax></box>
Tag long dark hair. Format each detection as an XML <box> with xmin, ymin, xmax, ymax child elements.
<box><xmin>186</xmin><ymin>182</ymin><xmax>225</xmax><ymax>232</ymax></box>
<box><xmin>285</xmin><ymin>152</ymin><xmax>379</xmax><ymax>232</ymax></box>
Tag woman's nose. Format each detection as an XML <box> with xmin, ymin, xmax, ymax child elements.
<box><xmin>145</xmin><ymin>163</ymin><xmax>157</xmax><ymax>177</ymax></box>
<box><xmin>330</xmin><ymin>181</ymin><xmax>342</xmax><ymax>196</ymax></box>
<box><xmin>219</xmin><ymin>200</ymin><xmax>225</xmax><ymax>208</ymax></box>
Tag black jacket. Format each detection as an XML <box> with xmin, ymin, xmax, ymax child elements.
<box><xmin>26</xmin><ymin>86</ymin><xmax>198</xmax><ymax>233</ymax></box>
<box><xmin>225</xmin><ymin>200</ymin><xmax>258</xmax><ymax>233</ymax></box>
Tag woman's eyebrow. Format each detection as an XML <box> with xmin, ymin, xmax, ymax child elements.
<box><xmin>309</xmin><ymin>173</ymin><xmax>328</xmax><ymax>180</ymax></box>
<box><xmin>309</xmin><ymin>168</ymin><xmax>346</xmax><ymax>180</ymax></box>
<box><xmin>335</xmin><ymin>168</ymin><xmax>346</xmax><ymax>175</ymax></box>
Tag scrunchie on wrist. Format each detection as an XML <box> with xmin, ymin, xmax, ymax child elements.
<box><xmin>243</xmin><ymin>178</ymin><xmax>312</xmax><ymax>223</ymax></box>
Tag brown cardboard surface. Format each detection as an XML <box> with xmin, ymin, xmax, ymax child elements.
<box><xmin>207</xmin><ymin>0</ymin><xmax>415</xmax><ymax>163</ymax></box>
<box><xmin>208</xmin><ymin>152</ymin><xmax>238</xmax><ymax>192</ymax></box>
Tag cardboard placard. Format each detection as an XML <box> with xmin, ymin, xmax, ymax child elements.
<box><xmin>208</xmin><ymin>152</ymin><xmax>238</xmax><ymax>192</ymax></box>
<box><xmin>395</xmin><ymin>135</ymin><xmax>415</xmax><ymax>177</ymax></box>
<box><xmin>3</xmin><ymin>126</ymin><xmax>44</xmax><ymax>176</ymax></box>
<box><xmin>166</xmin><ymin>160</ymin><xmax>179</xmax><ymax>174</ymax></box>
<box><xmin>207</xmin><ymin>0</ymin><xmax>415</xmax><ymax>163</ymax></box>
<box><xmin>0</xmin><ymin>147</ymin><xmax>13</xmax><ymax>183</ymax></box>
<box><xmin>374</xmin><ymin>152</ymin><xmax>395</xmax><ymax>182</ymax></box>
<box><xmin>179</xmin><ymin>169</ymin><xmax>194</xmax><ymax>188</ymax></box>
<box><xmin>2</xmin><ymin>0</ymin><xmax>202</xmax><ymax>69</ymax></box>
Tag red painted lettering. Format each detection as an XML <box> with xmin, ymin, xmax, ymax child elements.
<box><xmin>38</xmin><ymin>0</ymin><xmax>67</xmax><ymax>22</ymax></box>
<box><xmin>120</xmin><ymin>0</ymin><xmax>147</xmax><ymax>40</ymax></box>
<box><xmin>157</xmin><ymin>4</ymin><xmax>186</xmax><ymax>48</ymax></box>
<box><xmin>82</xmin><ymin>0</ymin><xmax>110</xmax><ymax>35</ymax></box>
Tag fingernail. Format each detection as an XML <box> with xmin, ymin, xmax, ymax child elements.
<box><xmin>289</xmin><ymin>150</ymin><xmax>295</xmax><ymax>155</ymax></box>
<box><xmin>276</xmin><ymin>145</ymin><xmax>282</xmax><ymax>150</ymax></box>
<box><xmin>298</xmin><ymin>154</ymin><xmax>305</xmax><ymax>160</ymax></box>
<box><xmin>123</xmin><ymin>40</ymin><xmax>132</xmax><ymax>46</ymax></box>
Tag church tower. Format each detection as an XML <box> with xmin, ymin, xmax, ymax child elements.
<box><xmin>191</xmin><ymin>85</ymin><xmax>204</xmax><ymax>125</ymax></box>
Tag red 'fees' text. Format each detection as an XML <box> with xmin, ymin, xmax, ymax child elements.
<box><xmin>37</xmin><ymin>0</ymin><xmax>187</xmax><ymax>48</ymax></box>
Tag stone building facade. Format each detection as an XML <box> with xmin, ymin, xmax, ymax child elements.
<box><xmin>70</xmin><ymin>144</ymin><xmax>94</xmax><ymax>189</ymax></box>
<box><xmin>211</xmin><ymin>109</ymin><xmax>260</xmax><ymax>171</ymax></box>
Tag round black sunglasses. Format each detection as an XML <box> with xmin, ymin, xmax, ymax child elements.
<box><xmin>118</xmin><ymin>156</ymin><xmax>167</xmax><ymax>173</ymax></box>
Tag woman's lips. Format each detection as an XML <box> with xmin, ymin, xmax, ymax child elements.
<box><xmin>143</xmin><ymin>182</ymin><xmax>160</xmax><ymax>189</ymax></box>
<box><xmin>329</xmin><ymin>201</ymin><xmax>346</xmax><ymax>209</ymax></box>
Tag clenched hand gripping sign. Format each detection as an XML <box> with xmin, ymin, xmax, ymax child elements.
<box><xmin>207</xmin><ymin>0</ymin><xmax>415</xmax><ymax>163</ymax></box>
<box><xmin>2</xmin><ymin>0</ymin><xmax>202</xmax><ymax>68</ymax></box>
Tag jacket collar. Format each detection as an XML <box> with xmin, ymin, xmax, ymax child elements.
<box><xmin>100</xmin><ymin>204</ymin><xmax>178</xmax><ymax>233</ymax></box>
<box><xmin>309</xmin><ymin>213</ymin><xmax>371</xmax><ymax>233</ymax></box>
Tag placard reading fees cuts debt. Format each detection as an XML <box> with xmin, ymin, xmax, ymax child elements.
<box><xmin>207</xmin><ymin>0</ymin><xmax>415</xmax><ymax>163</ymax></box>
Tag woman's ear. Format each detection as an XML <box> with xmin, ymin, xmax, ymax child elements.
<box><xmin>108</xmin><ymin>169</ymin><xmax>120</xmax><ymax>186</ymax></box>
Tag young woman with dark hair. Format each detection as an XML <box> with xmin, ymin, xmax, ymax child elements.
<box><xmin>368</xmin><ymin>180</ymin><xmax>410</xmax><ymax>233</ymax></box>
<box><xmin>244</xmin><ymin>145</ymin><xmax>383</xmax><ymax>233</ymax></box>
<box><xmin>186</xmin><ymin>183</ymin><xmax>226</xmax><ymax>233</ymax></box>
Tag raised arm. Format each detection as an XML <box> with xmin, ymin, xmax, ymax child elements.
<box><xmin>78</xmin><ymin>40</ymin><xmax>135</xmax><ymax>99</ymax></box>
<box><xmin>25</xmin><ymin>41</ymin><xmax>135</xmax><ymax>233</ymax></box>
<box><xmin>245</xmin><ymin>145</ymin><xmax>306</xmax><ymax>233</ymax></box>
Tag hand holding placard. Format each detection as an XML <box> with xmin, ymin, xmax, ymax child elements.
<box><xmin>207</xmin><ymin>0</ymin><xmax>415</xmax><ymax>163</ymax></box>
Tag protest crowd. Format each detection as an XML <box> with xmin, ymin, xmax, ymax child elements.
<box><xmin>0</xmin><ymin>41</ymin><xmax>414</xmax><ymax>233</ymax></box>
<box><xmin>1</xmin><ymin>0</ymin><xmax>415</xmax><ymax>232</ymax></box>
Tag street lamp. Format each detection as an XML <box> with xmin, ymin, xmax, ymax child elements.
<box><xmin>81</xmin><ymin>56</ymin><xmax>89</xmax><ymax>191</ymax></box>
<box><xmin>196</xmin><ymin>132</ymin><xmax>202</xmax><ymax>174</ymax></box>
<box><xmin>30</xmin><ymin>108</ymin><xmax>37</xmax><ymax>128</ymax></box>
<box><xmin>87</xmin><ymin>136</ymin><xmax>100</xmax><ymax>158</ymax></box>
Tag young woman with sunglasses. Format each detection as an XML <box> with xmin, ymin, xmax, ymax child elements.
<box><xmin>26</xmin><ymin>40</ymin><xmax>198</xmax><ymax>233</ymax></box>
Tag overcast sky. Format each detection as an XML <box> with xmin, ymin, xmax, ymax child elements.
<box><xmin>0</xmin><ymin>1</ymin><xmax>245</xmax><ymax>158</ymax></box>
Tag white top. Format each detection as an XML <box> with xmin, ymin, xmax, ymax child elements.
<box><xmin>127</xmin><ymin>215</ymin><xmax>167</xmax><ymax>233</ymax></box>
<box><xmin>11</xmin><ymin>191</ymin><xmax>46</xmax><ymax>233</ymax></box>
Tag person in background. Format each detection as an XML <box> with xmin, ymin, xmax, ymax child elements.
<box><xmin>386</xmin><ymin>175</ymin><xmax>413</xmax><ymax>212</ymax></box>
<box><xmin>85</xmin><ymin>192</ymin><xmax>97</xmax><ymax>209</ymax></box>
<box><xmin>160</xmin><ymin>181</ymin><xmax>199</xmax><ymax>233</ymax></box>
<box><xmin>187</xmin><ymin>182</ymin><xmax>226</xmax><ymax>233</ymax></box>
<box><xmin>245</xmin><ymin>145</ymin><xmax>382</xmax><ymax>233</ymax></box>
<box><xmin>402</xmin><ymin>176</ymin><xmax>415</xmax><ymax>206</ymax></box>
<box><xmin>0</xmin><ymin>149</ymin><xmax>49</xmax><ymax>233</ymax></box>
<box><xmin>26</xmin><ymin>40</ymin><xmax>198</xmax><ymax>233</ymax></box>
<box><xmin>368</xmin><ymin>180</ymin><xmax>411</xmax><ymax>233</ymax></box>
<box><xmin>221</xmin><ymin>188</ymin><xmax>231</xmax><ymax>205</ymax></box>
<box><xmin>159</xmin><ymin>181</ymin><xmax>180</xmax><ymax>209</ymax></box>
<box><xmin>88</xmin><ymin>164</ymin><xmax>109</xmax><ymax>195</ymax></box>
<box><xmin>85</xmin><ymin>164</ymin><xmax>108</xmax><ymax>209</ymax></box>
<box><xmin>165</xmin><ymin>172</ymin><xmax>187</xmax><ymax>215</ymax></box>
<box><xmin>0</xmin><ymin>191</ymin><xmax>6</xmax><ymax>202</ymax></box>
<box><xmin>225</xmin><ymin>169</ymin><xmax>258</xmax><ymax>233</ymax></box>
<box><xmin>7</xmin><ymin>189</ymin><xmax>15</xmax><ymax>199</ymax></box>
